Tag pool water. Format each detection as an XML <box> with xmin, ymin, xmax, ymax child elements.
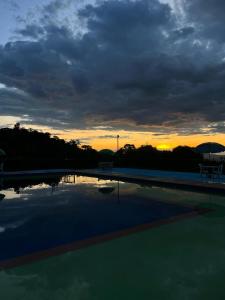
<box><xmin>0</xmin><ymin>175</ymin><xmax>197</xmax><ymax>265</ymax></box>
<box><xmin>0</xmin><ymin>174</ymin><xmax>225</xmax><ymax>300</ymax></box>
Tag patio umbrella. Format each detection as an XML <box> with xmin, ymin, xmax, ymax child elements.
<box><xmin>196</xmin><ymin>142</ymin><xmax>225</xmax><ymax>154</ymax></box>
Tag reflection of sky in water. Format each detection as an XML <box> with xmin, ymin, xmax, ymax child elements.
<box><xmin>0</xmin><ymin>175</ymin><xmax>225</xmax><ymax>298</ymax></box>
<box><xmin>61</xmin><ymin>175</ymin><xmax>117</xmax><ymax>186</ymax></box>
<box><xmin>0</xmin><ymin>174</ymin><xmax>225</xmax><ymax>267</ymax></box>
<box><xmin>0</xmin><ymin>176</ymin><xmax>120</xmax><ymax>201</ymax></box>
<box><xmin>0</xmin><ymin>174</ymin><xmax>203</xmax><ymax>264</ymax></box>
<box><xmin>1</xmin><ymin>189</ymin><xmax>21</xmax><ymax>200</ymax></box>
<box><xmin>0</xmin><ymin>176</ymin><xmax>125</xmax><ymax>237</ymax></box>
<box><xmin>0</xmin><ymin>175</ymin><xmax>223</xmax><ymax>243</ymax></box>
<box><xmin>0</xmin><ymin>174</ymin><xmax>225</xmax><ymax>233</ymax></box>
<box><xmin>0</xmin><ymin>175</ymin><xmax>224</xmax><ymax>207</ymax></box>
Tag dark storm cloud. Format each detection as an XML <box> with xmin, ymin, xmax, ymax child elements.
<box><xmin>171</xmin><ymin>26</ymin><xmax>195</xmax><ymax>40</ymax></box>
<box><xmin>16</xmin><ymin>25</ymin><xmax>45</xmax><ymax>39</ymax></box>
<box><xmin>1</xmin><ymin>0</ymin><xmax>225</xmax><ymax>134</ymax></box>
<box><xmin>184</xmin><ymin>0</ymin><xmax>225</xmax><ymax>42</ymax></box>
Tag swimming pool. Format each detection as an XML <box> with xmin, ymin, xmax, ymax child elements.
<box><xmin>0</xmin><ymin>174</ymin><xmax>225</xmax><ymax>300</ymax></box>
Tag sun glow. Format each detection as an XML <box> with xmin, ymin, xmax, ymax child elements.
<box><xmin>3</xmin><ymin>118</ymin><xmax>225</xmax><ymax>151</ymax></box>
<box><xmin>156</xmin><ymin>144</ymin><xmax>172</xmax><ymax>151</ymax></box>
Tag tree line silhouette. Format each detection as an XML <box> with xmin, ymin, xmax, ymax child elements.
<box><xmin>0</xmin><ymin>124</ymin><xmax>98</xmax><ymax>170</ymax></box>
<box><xmin>115</xmin><ymin>144</ymin><xmax>203</xmax><ymax>172</ymax></box>
<box><xmin>0</xmin><ymin>124</ymin><xmax>204</xmax><ymax>172</ymax></box>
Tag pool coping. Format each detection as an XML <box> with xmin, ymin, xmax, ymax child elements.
<box><xmin>0</xmin><ymin>168</ymin><xmax>214</xmax><ymax>270</ymax></box>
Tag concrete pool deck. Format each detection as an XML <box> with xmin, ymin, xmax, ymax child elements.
<box><xmin>1</xmin><ymin>167</ymin><xmax>225</xmax><ymax>193</ymax></box>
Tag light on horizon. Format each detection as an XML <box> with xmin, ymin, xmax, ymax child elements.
<box><xmin>156</xmin><ymin>144</ymin><xmax>172</xmax><ymax>151</ymax></box>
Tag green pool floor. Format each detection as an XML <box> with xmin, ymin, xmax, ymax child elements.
<box><xmin>1</xmin><ymin>189</ymin><xmax>225</xmax><ymax>300</ymax></box>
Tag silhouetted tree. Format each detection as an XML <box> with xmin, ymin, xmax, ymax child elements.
<box><xmin>14</xmin><ymin>122</ymin><xmax>21</xmax><ymax>130</ymax></box>
<box><xmin>173</xmin><ymin>146</ymin><xmax>201</xmax><ymax>159</ymax></box>
<box><xmin>99</xmin><ymin>149</ymin><xmax>114</xmax><ymax>162</ymax></box>
<box><xmin>0</xmin><ymin>127</ymin><xmax>97</xmax><ymax>170</ymax></box>
<box><xmin>0</xmin><ymin>126</ymin><xmax>205</xmax><ymax>172</ymax></box>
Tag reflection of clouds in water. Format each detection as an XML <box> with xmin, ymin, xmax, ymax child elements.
<box><xmin>1</xmin><ymin>187</ymin><xmax>52</xmax><ymax>201</ymax></box>
<box><xmin>0</xmin><ymin>175</ymin><xmax>223</xmax><ymax>208</ymax></box>
<box><xmin>1</xmin><ymin>186</ymin><xmax>56</xmax><ymax>202</ymax></box>
<box><xmin>0</xmin><ymin>176</ymin><xmax>121</xmax><ymax>201</ymax></box>
<box><xmin>1</xmin><ymin>189</ymin><xmax>22</xmax><ymax>200</ymax></box>
<box><xmin>23</xmin><ymin>183</ymin><xmax>52</xmax><ymax>191</ymax></box>
<box><xmin>71</xmin><ymin>175</ymin><xmax>115</xmax><ymax>186</ymax></box>
<box><xmin>0</xmin><ymin>271</ymin><xmax>90</xmax><ymax>299</ymax></box>
<box><xmin>0</xmin><ymin>218</ymin><xmax>30</xmax><ymax>233</ymax></box>
<box><xmin>0</xmin><ymin>226</ymin><xmax>5</xmax><ymax>233</ymax></box>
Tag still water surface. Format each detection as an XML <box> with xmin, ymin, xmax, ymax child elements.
<box><xmin>0</xmin><ymin>174</ymin><xmax>201</xmax><ymax>263</ymax></box>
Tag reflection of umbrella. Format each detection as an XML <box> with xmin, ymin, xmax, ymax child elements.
<box><xmin>98</xmin><ymin>186</ymin><xmax>115</xmax><ymax>194</ymax></box>
<box><xmin>0</xmin><ymin>193</ymin><xmax>5</xmax><ymax>201</ymax></box>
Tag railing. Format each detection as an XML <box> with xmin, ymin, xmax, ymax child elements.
<box><xmin>199</xmin><ymin>164</ymin><xmax>223</xmax><ymax>179</ymax></box>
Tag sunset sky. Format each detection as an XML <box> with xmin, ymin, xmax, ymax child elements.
<box><xmin>1</xmin><ymin>0</ymin><xmax>225</xmax><ymax>150</ymax></box>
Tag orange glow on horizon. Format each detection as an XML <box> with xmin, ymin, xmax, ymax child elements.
<box><xmin>62</xmin><ymin>131</ymin><xmax>225</xmax><ymax>151</ymax></box>
<box><xmin>7</xmin><ymin>123</ymin><xmax>225</xmax><ymax>151</ymax></box>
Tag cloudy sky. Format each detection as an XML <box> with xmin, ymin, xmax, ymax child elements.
<box><xmin>1</xmin><ymin>0</ymin><xmax>225</xmax><ymax>150</ymax></box>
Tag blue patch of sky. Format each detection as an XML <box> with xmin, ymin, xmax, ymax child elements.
<box><xmin>0</xmin><ymin>0</ymin><xmax>49</xmax><ymax>45</ymax></box>
<box><xmin>0</xmin><ymin>0</ymin><xmax>95</xmax><ymax>45</ymax></box>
